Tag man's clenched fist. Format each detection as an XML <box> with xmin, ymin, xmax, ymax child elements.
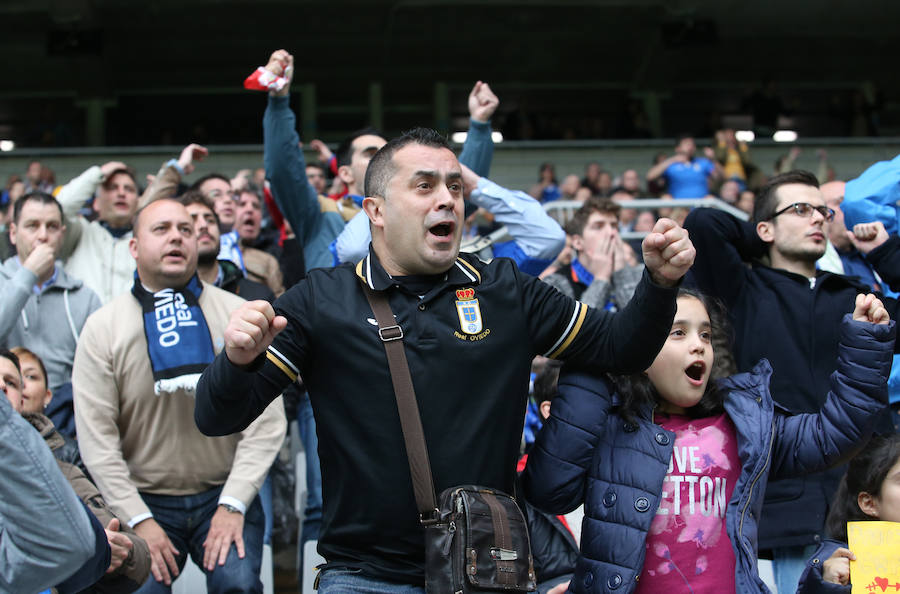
<box><xmin>641</xmin><ymin>218</ymin><xmax>695</xmax><ymax>287</ymax></box>
<box><xmin>224</xmin><ymin>300</ymin><xmax>288</xmax><ymax>366</ymax></box>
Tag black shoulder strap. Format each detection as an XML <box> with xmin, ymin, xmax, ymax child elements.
<box><xmin>360</xmin><ymin>281</ymin><xmax>440</xmax><ymax>524</ymax></box>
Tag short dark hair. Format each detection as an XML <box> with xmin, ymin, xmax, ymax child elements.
<box><xmin>611</xmin><ymin>288</ymin><xmax>736</xmax><ymax>423</ymax></box>
<box><xmin>0</xmin><ymin>348</ymin><xmax>20</xmax><ymax>373</ymax></box>
<box><xmin>568</xmin><ymin>198</ymin><xmax>621</xmax><ymax>236</ymax></box>
<box><xmin>13</xmin><ymin>191</ymin><xmax>64</xmax><ymax>224</ymax></box>
<box><xmin>825</xmin><ymin>434</ymin><xmax>900</xmax><ymax>542</ymax></box>
<box><xmin>533</xmin><ymin>360</ymin><xmax>563</xmax><ymax>404</ymax></box>
<box><xmin>178</xmin><ymin>189</ymin><xmax>219</xmax><ymax>225</ymax></box>
<box><xmin>752</xmin><ymin>170</ymin><xmax>819</xmax><ymax>224</ymax></box>
<box><xmin>10</xmin><ymin>347</ymin><xmax>47</xmax><ymax>387</ymax></box>
<box><xmin>364</xmin><ymin>127</ymin><xmax>453</xmax><ymax>199</ymax></box>
<box><xmin>306</xmin><ymin>162</ymin><xmax>327</xmax><ymax>175</ymax></box>
<box><xmin>336</xmin><ymin>127</ymin><xmax>383</xmax><ymax>169</ymax></box>
<box><xmin>178</xmin><ymin>189</ymin><xmax>215</xmax><ymax>212</ymax></box>
<box><xmin>102</xmin><ymin>167</ymin><xmax>138</xmax><ymax>189</ymax></box>
<box><xmin>188</xmin><ymin>173</ymin><xmax>231</xmax><ymax>193</ymax></box>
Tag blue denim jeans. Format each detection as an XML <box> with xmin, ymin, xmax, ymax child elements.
<box><xmin>771</xmin><ymin>543</ymin><xmax>817</xmax><ymax>594</ymax></box>
<box><xmin>135</xmin><ymin>486</ymin><xmax>265</xmax><ymax>594</ymax></box>
<box><xmin>317</xmin><ymin>568</ymin><xmax>425</xmax><ymax>593</ymax></box>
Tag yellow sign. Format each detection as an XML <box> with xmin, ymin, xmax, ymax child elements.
<box><xmin>848</xmin><ymin>521</ymin><xmax>900</xmax><ymax>593</ymax></box>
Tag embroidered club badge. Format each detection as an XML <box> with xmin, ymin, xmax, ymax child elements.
<box><xmin>455</xmin><ymin>288</ymin><xmax>483</xmax><ymax>335</ymax></box>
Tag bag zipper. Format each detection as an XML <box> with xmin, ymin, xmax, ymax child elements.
<box><xmin>442</xmin><ymin>521</ymin><xmax>456</xmax><ymax>556</ymax></box>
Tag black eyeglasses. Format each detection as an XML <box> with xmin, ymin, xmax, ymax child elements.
<box><xmin>768</xmin><ymin>202</ymin><xmax>835</xmax><ymax>223</ymax></box>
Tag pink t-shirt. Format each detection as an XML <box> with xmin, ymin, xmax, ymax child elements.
<box><xmin>635</xmin><ymin>412</ymin><xmax>741</xmax><ymax>594</ymax></box>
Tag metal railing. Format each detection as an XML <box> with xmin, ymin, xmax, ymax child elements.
<box><xmin>543</xmin><ymin>197</ymin><xmax>748</xmax><ymax>240</ymax></box>
<box><xmin>478</xmin><ymin>196</ymin><xmax>746</xmax><ymax>247</ymax></box>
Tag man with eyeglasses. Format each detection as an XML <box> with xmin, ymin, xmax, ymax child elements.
<box><xmin>683</xmin><ymin>169</ymin><xmax>900</xmax><ymax>594</ymax></box>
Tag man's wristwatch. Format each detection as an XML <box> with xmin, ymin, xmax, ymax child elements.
<box><xmin>218</xmin><ymin>503</ymin><xmax>241</xmax><ymax>514</ymax></box>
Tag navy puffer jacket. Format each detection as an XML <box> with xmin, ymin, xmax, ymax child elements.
<box><xmin>524</xmin><ymin>315</ymin><xmax>894</xmax><ymax>594</ymax></box>
<box><xmin>797</xmin><ymin>539</ymin><xmax>850</xmax><ymax>594</ymax></box>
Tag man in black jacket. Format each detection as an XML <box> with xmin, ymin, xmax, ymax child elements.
<box><xmin>683</xmin><ymin>169</ymin><xmax>900</xmax><ymax>594</ymax></box>
<box><xmin>195</xmin><ymin>127</ymin><xmax>696</xmax><ymax>592</ymax></box>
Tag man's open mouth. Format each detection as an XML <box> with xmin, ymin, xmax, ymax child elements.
<box><xmin>429</xmin><ymin>222</ymin><xmax>455</xmax><ymax>237</ymax></box>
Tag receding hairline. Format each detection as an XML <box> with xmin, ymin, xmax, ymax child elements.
<box><xmin>389</xmin><ymin>149</ymin><xmax>460</xmax><ymax>195</ymax></box>
<box><xmin>372</xmin><ymin>143</ymin><xmax>460</xmax><ymax>200</ymax></box>
<box><xmin>132</xmin><ymin>198</ymin><xmax>191</xmax><ymax>235</ymax></box>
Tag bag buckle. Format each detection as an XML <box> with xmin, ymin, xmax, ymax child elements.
<box><xmin>490</xmin><ymin>547</ymin><xmax>518</xmax><ymax>561</ymax></box>
<box><xmin>419</xmin><ymin>508</ymin><xmax>441</xmax><ymax>526</ymax></box>
<box><xmin>378</xmin><ymin>324</ymin><xmax>404</xmax><ymax>342</ymax></box>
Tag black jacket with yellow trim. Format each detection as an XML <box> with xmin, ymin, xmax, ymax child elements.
<box><xmin>196</xmin><ymin>247</ymin><xmax>679</xmax><ymax>585</ymax></box>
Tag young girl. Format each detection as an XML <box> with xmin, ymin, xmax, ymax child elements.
<box><xmin>524</xmin><ymin>289</ymin><xmax>894</xmax><ymax>594</ymax></box>
<box><xmin>796</xmin><ymin>434</ymin><xmax>900</xmax><ymax>593</ymax></box>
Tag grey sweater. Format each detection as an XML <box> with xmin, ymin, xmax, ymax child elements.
<box><xmin>0</xmin><ymin>257</ymin><xmax>102</xmax><ymax>390</ymax></box>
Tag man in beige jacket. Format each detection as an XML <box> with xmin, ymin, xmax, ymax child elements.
<box><xmin>73</xmin><ymin>198</ymin><xmax>286</xmax><ymax>594</ymax></box>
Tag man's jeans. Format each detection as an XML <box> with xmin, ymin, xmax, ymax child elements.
<box><xmin>317</xmin><ymin>568</ymin><xmax>425</xmax><ymax>593</ymax></box>
<box><xmin>771</xmin><ymin>543</ymin><xmax>817</xmax><ymax>594</ymax></box>
<box><xmin>135</xmin><ymin>486</ymin><xmax>265</xmax><ymax>594</ymax></box>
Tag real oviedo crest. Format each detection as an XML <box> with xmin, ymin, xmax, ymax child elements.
<box><xmin>455</xmin><ymin>288</ymin><xmax>483</xmax><ymax>335</ymax></box>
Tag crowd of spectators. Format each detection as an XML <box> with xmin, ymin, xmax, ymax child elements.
<box><xmin>0</xmin><ymin>47</ymin><xmax>898</xmax><ymax>594</ymax></box>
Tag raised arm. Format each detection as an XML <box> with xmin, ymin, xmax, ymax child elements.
<box><xmin>462</xmin><ymin>166</ymin><xmax>565</xmax><ymax>261</ymax></box>
<box><xmin>56</xmin><ymin>161</ymin><xmax>126</xmax><ymax>258</ymax></box>
<box><xmin>458</xmin><ymin>81</ymin><xmax>498</xmax><ymax>177</ymax></box>
<box><xmin>771</xmin><ymin>296</ymin><xmax>895</xmax><ymax>479</ymax></box>
<box><xmin>682</xmin><ymin>206</ymin><xmax>763</xmax><ymax>309</ymax></box>
<box><xmin>703</xmin><ymin>146</ymin><xmax>725</xmax><ymax>182</ymax></box>
<box><xmin>196</xmin><ymin>299</ymin><xmax>293</xmax><ymax>435</ymax></box>
<box><xmin>523</xmin><ymin>219</ymin><xmax>691</xmax><ymax>373</ymax></box>
<box><xmin>647</xmin><ymin>154</ymin><xmax>686</xmax><ymax>182</ymax></box>
<box><xmin>850</xmin><ymin>222</ymin><xmax>900</xmax><ymax>292</ymax></box>
<box><xmin>262</xmin><ymin>50</ymin><xmax>324</xmax><ymax>247</ymax></box>
<box><xmin>139</xmin><ymin>143</ymin><xmax>208</xmax><ymax>206</ymax></box>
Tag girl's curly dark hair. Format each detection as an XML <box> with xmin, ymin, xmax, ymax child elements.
<box><xmin>611</xmin><ymin>288</ymin><xmax>737</xmax><ymax>423</ymax></box>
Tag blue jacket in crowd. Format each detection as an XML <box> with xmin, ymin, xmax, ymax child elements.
<box><xmin>523</xmin><ymin>315</ymin><xmax>894</xmax><ymax>594</ymax></box>
<box><xmin>796</xmin><ymin>539</ymin><xmax>849</xmax><ymax>594</ymax></box>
